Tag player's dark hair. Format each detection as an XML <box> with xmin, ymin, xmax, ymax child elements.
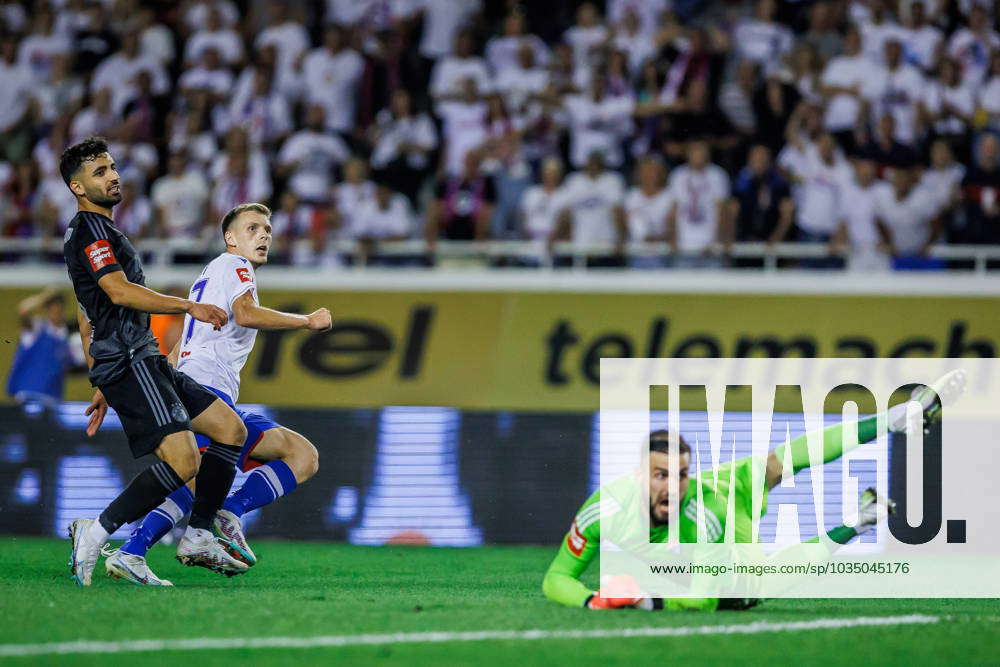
<box><xmin>649</xmin><ymin>430</ymin><xmax>690</xmax><ymax>456</ymax></box>
<box><xmin>220</xmin><ymin>202</ymin><xmax>271</xmax><ymax>235</ymax></box>
<box><xmin>59</xmin><ymin>137</ymin><xmax>110</xmax><ymax>186</ymax></box>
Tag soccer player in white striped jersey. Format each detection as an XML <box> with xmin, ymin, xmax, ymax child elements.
<box><xmin>100</xmin><ymin>202</ymin><xmax>332</xmax><ymax>585</ymax></box>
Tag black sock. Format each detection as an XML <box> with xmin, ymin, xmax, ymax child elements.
<box><xmin>188</xmin><ymin>442</ymin><xmax>241</xmax><ymax>530</ymax></box>
<box><xmin>99</xmin><ymin>461</ymin><xmax>185</xmax><ymax>534</ymax></box>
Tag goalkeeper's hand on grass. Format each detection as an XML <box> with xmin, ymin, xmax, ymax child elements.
<box><xmin>586</xmin><ymin>575</ymin><xmax>643</xmax><ymax>610</ymax></box>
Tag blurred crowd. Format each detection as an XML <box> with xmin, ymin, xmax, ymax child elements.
<box><xmin>0</xmin><ymin>0</ymin><xmax>998</xmax><ymax>269</ymax></box>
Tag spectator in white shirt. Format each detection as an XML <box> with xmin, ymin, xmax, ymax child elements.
<box><xmin>875</xmin><ymin>166</ymin><xmax>942</xmax><ymax>268</ymax></box>
<box><xmin>92</xmin><ymin>31</ymin><xmax>170</xmax><ymax>118</ymax></box>
<box><xmin>494</xmin><ymin>42</ymin><xmax>550</xmax><ymax>114</ymax></box>
<box><xmin>436</xmin><ymin>77</ymin><xmax>488</xmax><ymax>176</ymax></box>
<box><xmin>978</xmin><ymin>50</ymin><xmax>1000</xmax><ymax>131</ymax></box>
<box><xmin>17</xmin><ymin>8</ymin><xmax>69</xmax><ymax>82</ymax></box>
<box><xmin>921</xmin><ymin>57</ymin><xmax>976</xmax><ymax>151</ymax></box>
<box><xmin>732</xmin><ymin>0</ymin><xmax>794</xmax><ymax>73</ymax></box>
<box><xmin>626</xmin><ymin>155</ymin><xmax>672</xmax><ymax>242</ymax></box>
<box><xmin>136</xmin><ymin>8</ymin><xmax>175</xmax><ymax>65</ymax></box>
<box><xmin>485</xmin><ymin>12</ymin><xmax>549</xmax><ymax>77</ymax></box>
<box><xmin>855</xmin><ymin>0</ymin><xmax>904</xmax><ymax>64</ymax></box>
<box><xmin>150</xmin><ymin>151</ymin><xmax>210</xmax><ymax>238</ymax></box>
<box><xmin>369</xmin><ymin>88</ymin><xmax>438</xmax><ymax>204</ymax></box>
<box><xmin>947</xmin><ymin>5</ymin><xmax>999</xmax><ymax>86</ymax></box>
<box><xmin>666</xmin><ymin>141</ymin><xmax>733</xmax><ymax>265</ymax></box>
<box><xmin>431</xmin><ymin>29</ymin><xmax>492</xmax><ymax>100</ymax></box>
<box><xmin>183</xmin><ymin>0</ymin><xmax>239</xmax><ymax>34</ymax></box>
<box><xmin>830</xmin><ymin>157</ymin><xmax>890</xmax><ymax>271</ymax></box>
<box><xmin>409</xmin><ymin>0</ymin><xmax>483</xmax><ymax>60</ymax></box>
<box><xmin>820</xmin><ymin>26</ymin><xmax>884</xmax><ymax>143</ymax></box>
<box><xmin>0</xmin><ymin>37</ymin><xmax>34</xmax><ymax>162</ymax></box>
<box><xmin>254</xmin><ymin>3</ymin><xmax>309</xmax><ymax>80</ymax></box>
<box><xmin>609</xmin><ymin>8</ymin><xmax>655</xmax><ymax>76</ymax></box>
<box><xmin>519</xmin><ymin>157</ymin><xmax>569</xmax><ymax>242</ymax></box>
<box><xmin>184</xmin><ymin>4</ymin><xmax>244</xmax><ymax>66</ymax></box>
<box><xmin>70</xmin><ymin>87</ymin><xmax>117</xmax><ymax>144</ymax></box>
<box><xmin>554</xmin><ymin>151</ymin><xmax>627</xmax><ymax>264</ymax></box>
<box><xmin>227</xmin><ymin>66</ymin><xmax>293</xmax><ymax>150</ymax></box>
<box><xmin>563</xmin><ymin>2</ymin><xmax>608</xmax><ymax>71</ymax></box>
<box><xmin>868</xmin><ymin>39</ymin><xmax>925</xmax><ymax>146</ymax></box>
<box><xmin>269</xmin><ymin>190</ymin><xmax>314</xmax><ymax>264</ymax></box>
<box><xmin>178</xmin><ymin>46</ymin><xmax>234</xmax><ymax>102</ymax></box>
<box><xmin>278</xmin><ymin>105</ymin><xmax>351</xmax><ymax>204</ymax></box>
<box><xmin>33</xmin><ymin>53</ymin><xmax>83</xmax><ymax>125</ymax></box>
<box><xmin>562</xmin><ymin>76</ymin><xmax>634</xmax><ymax>168</ymax></box>
<box><xmin>776</xmin><ymin>132</ymin><xmax>851</xmax><ymax>244</ymax></box>
<box><xmin>900</xmin><ymin>1</ymin><xmax>943</xmax><ymax>72</ymax></box>
<box><xmin>350</xmin><ymin>179</ymin><xmax>414</xmax><ymax>263</ymax></box>
<box><xmin>302</xmin><ymin>25</ymin><xmax>364</xmax><ymax>134</ymax></box>
<box><xmin>211</xmin><ymin>151</ymin><xmax>272</xmax><ymax>235</ymax></box>
<box><xmin>920</xmin><ymin>138</ymin><xmax>966</xmax><ymax>222</ymax></box>
<box><xmin>113</xmin><ymin>180</ymin><xmax>154</xmax><ymax>240</ymax></box>
<box><xmin>326</xmin><ymin>0</ymin><xmax>395</xmax><ymax>32</ymax></box>
<box><xmin>625</xmin><ymin>156</ymin><xmax>673</xmax><ymax>268</ymax></box>
<box><xmin>607</xmin><ymin>0</ymin><xmax>668</xmax><ymax>39</ymax></box>
<box><xmin>333</xmin><ymin>158</ymin><xmax>376</xmax><ymax>240</ymax></box>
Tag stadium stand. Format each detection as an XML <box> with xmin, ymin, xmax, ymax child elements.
<box><xmin>1</xmin><ymin>0</ymin><xmax>998</xmax><ymax>271</ymax></box>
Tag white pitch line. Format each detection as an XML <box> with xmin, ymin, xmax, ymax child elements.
<box><xmin>0</xmin><ymin>615</ymin><xmax>939</xmax><ymax>658</ymax></box>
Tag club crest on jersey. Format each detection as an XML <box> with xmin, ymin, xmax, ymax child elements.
<box><xmin>84</xmin><ymin>240</ymin><xmax>116</xmax><ymax>271</ymax></box>
<box><xmin>236</xmin><ymin>268</ymin><xmax>252</xmax><ymax>283</ymax></box>
<box><xmin>170</xmin><ymin>403</ymin><xmax>189</xmax><ymax>423</ymax></box>
<box><xmin>567</xmin><ymin>520</ymin><xmax>587</xmax><ymax>557</ymax></box>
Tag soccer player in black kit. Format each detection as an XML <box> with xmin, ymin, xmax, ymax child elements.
<box><xmin>62</xmin><ymin>137</ymin><xmax>249</xmax><ymax>586</ymax></box>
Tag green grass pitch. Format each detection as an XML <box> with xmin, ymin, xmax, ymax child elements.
<box><xmin>0</xmin><ymin>537</ymin><xmax>996</xmax><ymax>666</ymax></box>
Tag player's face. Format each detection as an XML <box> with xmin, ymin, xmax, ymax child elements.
<box><xmin>648</xmin><ymin>451</ymin><xmax>690</xmax><ymax>525</ymax></box>
<box><xmin>71</xmin><ymin>153</ymin><xmax>121</xmax><ymax>207</ymax></box>
<box><xmin>229</xmin><ymin>212</ymin><xmax>272</xmax><ymax>266</ymax></box>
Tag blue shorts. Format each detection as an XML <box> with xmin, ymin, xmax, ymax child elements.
<box><xmin>194</xmin><ymin>386</ymin><xmax>281</xmax><ymax>472</ymax></box>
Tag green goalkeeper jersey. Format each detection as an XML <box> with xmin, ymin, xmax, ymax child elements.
<box><xmin>542</xmin><ymin>455</ymin><xmax>769</xmax><ymax>610</ymax></box>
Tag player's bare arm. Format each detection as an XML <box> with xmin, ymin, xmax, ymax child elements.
<box><xmin>77</xmin><ymin>307</ymin><xmax>108</xmax><ymax>437</ymax></box>
<box><xmin>96</xmin><ymin>272</ymin><xmax>227</xmax><ymax>330</ymax></box>
<box><xmin>231</xmin><ymin>292</ymin><xmax>331</xmax><ymax>331</ymax></box>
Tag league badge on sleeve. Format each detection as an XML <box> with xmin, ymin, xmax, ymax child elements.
<box><xmin>85</xmin><ymin>240</ymin><xmax>116</xmax><ymax>271</ymax></box>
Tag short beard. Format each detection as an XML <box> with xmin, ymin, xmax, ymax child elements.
<box><xmin>87</xmin><ymin>189</ymin><xmax>121</xmax><ymax>208</ymax></box>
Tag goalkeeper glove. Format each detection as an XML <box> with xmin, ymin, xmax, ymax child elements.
<box><xmin>586</xmin><ymin>575</ymin><xmax>643</xmax><ymax>610</ymax></box>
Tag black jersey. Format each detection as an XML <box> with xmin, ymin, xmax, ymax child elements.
<box><xmin>63</xmin><ymin>210</ymin><xmax>160</xmax><ymax>386</ymax></box>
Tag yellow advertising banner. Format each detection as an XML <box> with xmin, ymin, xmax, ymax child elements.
<box><xmin>2</xmin><ymin>288</ymin><xmax>998</xmax><ymax>411</ymax></box>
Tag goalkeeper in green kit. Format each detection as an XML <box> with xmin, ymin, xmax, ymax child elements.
<box><xmin>542</xmin><ymin>371</ymin><xmax>965</xmax><ymax>611</ymax></box>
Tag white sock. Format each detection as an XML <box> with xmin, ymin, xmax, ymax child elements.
<box><xmin>85</xmin><ymin>519</ymin><xmax>109</xmax><ymax>545</ymax></box>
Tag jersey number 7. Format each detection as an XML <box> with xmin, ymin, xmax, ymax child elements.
<box><xmin>183</xmin><ymin>278</ymin><xmax>209</xmax><ymax>344</ymax></box>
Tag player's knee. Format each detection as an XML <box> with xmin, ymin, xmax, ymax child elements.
<box><xmin>290</xmin><ymin>437</ymin><xmax>319</xmax><ymax>481</ymax></box>
<box><xmin>222</xmin><ymin>415</ymin><xmax>248</xmax><ymax>448</ymax></box>
<box><xmin>165</xmin><ymin>442</ymin><xmax>200</xmax><ymax>481</ymax></box>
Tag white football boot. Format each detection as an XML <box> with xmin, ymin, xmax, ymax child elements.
<box><xmin>176</xmin><ymin>527</ymin><xmax>249</xmax><ymax>576</ymax></box>
<box><xmin>68</xmin><ymin>518</ymin><xmax>106</xmax><ymax>587</ymax></box>
<box><xmin>104</xmin><ymin>548</ymin><xmax>173</xmax><ymax>586</ymax></box>
<box><xmin>213</xmin><ymin>510</ymin><xmax>257</xmax><ymax>567</ymax></box>
<box><xmin>888</xmin><ymin>369</ymin><xmax>966</xmax><ymax>434</ymax></box>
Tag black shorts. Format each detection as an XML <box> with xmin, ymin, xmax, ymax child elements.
<box><xmin>100</xmin><ymin>354</ymin><xmax>219</xmax><ymax>458</ymax></box>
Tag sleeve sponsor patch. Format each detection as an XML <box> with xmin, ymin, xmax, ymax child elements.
<box><xmin>84</xmin><ymin>240</ymin><xmax>117</xmax><ymax>272</ymax></box>
<box><xmin>236</xmin><ymin>267</ymin><xmax>252</xmax><ymax>283</ymax></box>
<box><xmin>566</xmin><ymin>520</ymin><xmax>588</xmax><ymax>557</ymax></box>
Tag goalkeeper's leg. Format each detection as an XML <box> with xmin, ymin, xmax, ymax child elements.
<box><xmin>767</xmin><ymin>369</ymin><xmax>965</xmax><ymax>488</ymax></box>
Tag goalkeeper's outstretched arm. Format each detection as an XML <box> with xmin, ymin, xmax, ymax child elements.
<box><xmin>542</xmin><ymin>498</ymin><xmax>601</xmax><ymax>607</ymax></box>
